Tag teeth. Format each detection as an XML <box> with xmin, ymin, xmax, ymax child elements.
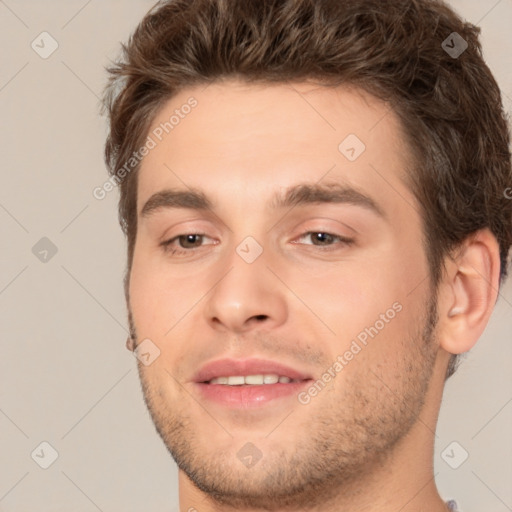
<box><xmin>207</xmin><ymin>374</ymin><xmax>299</xmax><ymax>385</ymax></box>
<box><xmin>245</xmin><ymin>375</ymin><xmax>264</xmax><ymax>385</ymax></box>
<box><xmin>227</xmin><ymin>376</ymin><xmax>245</xmax><ymax>386</ymax></box>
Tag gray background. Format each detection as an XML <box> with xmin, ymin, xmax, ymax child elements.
<box><xmin>0</xmin><ymin>1</ymin><xmax>511</xmax><ymax>511</ymax></box>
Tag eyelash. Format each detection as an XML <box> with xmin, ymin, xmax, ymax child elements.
<box><xmin>160</xmin><ymin>232</ymin><xmax>354</xmax><ymax>256</ymax></box>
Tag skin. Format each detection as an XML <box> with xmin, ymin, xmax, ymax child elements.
<box><xmin>126</xmin><ymin>80</ymin><xmax>500</xmax><ymax>512</ymax></box>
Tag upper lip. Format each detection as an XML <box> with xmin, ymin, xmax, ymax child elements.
<box><xmin>193</xmin><ymin>358</ymin><xmax>313</xmax><ymax>383</ymax></box>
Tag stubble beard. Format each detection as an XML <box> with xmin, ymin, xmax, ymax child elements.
<box><xmin>130</xmin><ymin>297</ymin><xmax>439</xmax><ymax>511</ymax></box>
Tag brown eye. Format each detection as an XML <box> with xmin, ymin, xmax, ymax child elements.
<box><xmin>177</xmin><ymin>234</ymin><xmax>204</xmax><ymax>248</ymax></box>
<box><xmin>297</xmin><ymin>232</ymin><xmax>353</xmax><ymax>247</ymax></box>
<box><xmin>160</xmin><ymin>233</ymin><xmax>216</xmax><ymax>256</ymax></box>
<box><xmin>309</xmin><ymin>233</ymin><xmax>335</xmax><ymax>245</ymax></box>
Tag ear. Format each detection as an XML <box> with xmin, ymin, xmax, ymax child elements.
<box><xmin>437</xmin><ymin>228</ymin><xmax>501</xmax><ymax>355</ymax></box>
<box><xmin>126</xmin><ymin>337</ymin><xmax>135</xmax><ymax>352</ymax></box>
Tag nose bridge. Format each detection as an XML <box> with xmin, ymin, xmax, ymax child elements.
<box><xmin>203</xmin><ymin>236</ymin><xmax>287</xmax><ymax>332</ymax></box>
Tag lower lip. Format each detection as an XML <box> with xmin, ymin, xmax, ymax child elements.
<box><xmin>194</xmin><ymin>381</ymin><xmax>311</xmax><ymax>407</ymax></box>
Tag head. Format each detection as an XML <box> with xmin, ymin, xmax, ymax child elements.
<box><xmin>103</xmin><ymin>0</ymin><xmax>511</xmax><ymax>508</ymax></box>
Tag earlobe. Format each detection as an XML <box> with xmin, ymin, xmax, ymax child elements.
<box><xmin>438</xmin><ymin>229</ymin><xmax>500</xmax><ymax>355</ymax></box>
<box><xmin>126</xmin><ymin>337</ymin><xmax>136</xmax><ymax>352</ymax></box>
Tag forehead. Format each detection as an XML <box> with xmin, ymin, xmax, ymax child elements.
<box><xmin>137</xmin><ymin>80</ymin><xmax>413</xmax><ymax>216</ymax></box>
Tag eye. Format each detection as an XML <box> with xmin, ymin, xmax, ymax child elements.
<box><xmin>160</xmin><ymin>233</ymin><xmax>215</xmax><ymax>255</ymax></box>
<box><xmin>159</xmin><ymin>231</ymin><xmax>353</xmax><ymax>257</ymax></box>
<box><xmin>294</xmin><ymin>231</ymin><xmax>354</xmax><ymax>248</ymax></box>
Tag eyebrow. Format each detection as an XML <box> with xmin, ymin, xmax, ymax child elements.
<box><xmin>140</xmin><ymin>182</ymin><xmax>385</xmax><ymax>220</ymax></box>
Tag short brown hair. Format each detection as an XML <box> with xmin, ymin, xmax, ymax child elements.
<box><xmin>103</xmin><ymin>0</ymin><xmax>512</xmax><ymax>376</ymax></box>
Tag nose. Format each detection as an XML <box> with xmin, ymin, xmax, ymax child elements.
<box><xmin>203</xmin><ymin>249</ymin><xmax>288</xmax><ymax>334</ymax></box>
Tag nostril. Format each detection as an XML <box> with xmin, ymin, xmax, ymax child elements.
<box><xmin>253</xmin><ymin>315</ymin><xmax>268</xmax><ymax>321</ymax></box>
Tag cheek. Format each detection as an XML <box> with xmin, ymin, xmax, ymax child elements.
<box><xmin>129</xmin><ymin>251</ymin><xmax>187</xmax><ymax>336</ymax></box>
<box><xmin>285</xmin><ymin>256</ymin><xmax>400</xmax><ymax>330</ymax></box>
<box><xmin>284</xmin><ymin>246</ymin><xmax>427</xmax><ymax>354</ymax></box>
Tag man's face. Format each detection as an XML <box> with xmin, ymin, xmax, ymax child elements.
<box><xmin>129</xmin><ymin>81</ymin><xmax>440</xmax><ymax>507</ymax></box>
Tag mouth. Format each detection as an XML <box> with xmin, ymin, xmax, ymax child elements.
<box><xmin>192</xmin><ymin>358</ymin><xmax>313</xmax><ymax>407</ymax></box>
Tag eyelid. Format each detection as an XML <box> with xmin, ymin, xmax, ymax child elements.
<box><xmin>157</xmin><ymin>218</ymin><xmax>219</xmax><ymax>245</ymax></box>
<box><xmin>287</xmin><ymin>215</ymin><xmax>359</xmax><ymax>237</ymax></box>
<box><xmin>292</xmin><ymin>231</ymin><xmax>355</xmax><ymax>246</ymax></box>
